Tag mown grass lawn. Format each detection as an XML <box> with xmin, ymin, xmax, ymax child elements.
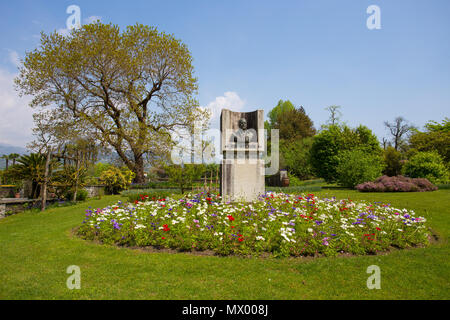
<box><xmin>0</xmin><ymin>190</ymin><xmax>449</xmax><ymax>299</ymax></box>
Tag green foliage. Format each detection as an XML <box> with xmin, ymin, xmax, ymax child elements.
<box><xmin>90</xmin><ymin>162</ymin><xmax>113</xmax><ymax>178</ymax></box>
<box><xmin>286</xmin><ymin>175</ymin><xmax>302</xmax><ymax>186</ymax></box>
<box><xmin>383</xmin><ymin>146</ymin><xmax>403</xmax><ymax>176</ymax></box>
<box><xmin>280</xmin><ymin>137</ymin><xmax>314</xmax><ymax>180</ymax></box>
<box><xmin>266</xmin><ymin>101</ymin><xmax>316</xmax><ymax>180</ymax></box>
<box><xmin>335</xmin><ymin>149</ymin><xmax>383</xmax><ymax>188</ymax></box>
<box><xmin>310</xmin><ymin>125</ymin><xmax>382</xmax><ymax>183</ymax></box>
<box><xmin>121</xmin><ymin>189</ymin><xmax>178</xmax><ymax>203</ymax></box>
<box><xmin>64</xmin><ymin>188</ymin><xmax>88</xmax><ymax>201</ymax></box>
<box><xmin>4</xmin><ymin>153</ymin><xmax>46</xmax><ymax>181</ymax></box>
<box><xmin>273</xmin><ymin>107</ymin><xmax>316</xmax><ymax>141</ymax></box>
<box><xmin>402</xmin><ymin>151</ymin><xmax>449</xmax><ymax>183</ymax></box>
<box><xmin>267</xmin><ymin>100</ymin><xmax>295</xmax><ymax>128</ymax></box>
<box><xmin>52</xmin><ymin>165</ymin><xmax>87</xmax><ymax>198</ymax></box>
<box><xmin>165</xmin><ymin>164</ymin><xmax>205</xmax><ymax>193</ymax></box>
<box><xmin>424</xmin><ymin>118</ymin><xmax>450</xmax><ymax>132</ymax></box>
<box><xmin>409</xmin><ymin>118</ymin><xmax>450</xmax><ymax>164</ymax></box>
<box><xmin>100</xmin><ymin>167</ymin><xmax>135</xmax><ymax>194</ymax></box>
<box><xmin>266</xmin><ymin>185</ymin><xmax>322</xmax><ymax>193</ymax></box>
<box><xmin>4</xmin><ymin>153</ymin><xmax>59</xmax><ymax>198</ymax></box>
<box><xmin>16</xmin><ymin>22</ymin><xmax>205</xmax><ymax>183</ymax></box>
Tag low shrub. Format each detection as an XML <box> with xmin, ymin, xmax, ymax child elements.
<box><xmin>100</xmin><ymin>167</ymin><xmax>135</xmax><ymax>194</ymax></box>
<box><xmin>402</xmin><ymin>151</ymin><xmax>448</xmax><ymax>183</ymax></box>
<box><xmin>64</xmin><ymin>189</ymin><xmax>89</xmax><ymax>201</ymax></box>
<box><xmin>336</xmin><ymin>149</ymin><xmax>383</xmax><ymax>188</ymax></box>
<box><xmin>356</xmin><ymin>176</ymin><xmax>437</xmax><ymax>192</ymax></box>
<box><xmin>121</xmin><ymin>189</ymin><xmax>179</xmax><ymax>203</ymax></box>
<box><xmin>383</xmin><ymin>146</ymin><xmax>403</xmax><ymax>176</ymax></box>
<box><xmin>266</xmin><ymin>185</ymin><xmax>322</xmax><ymax>193</ymax></box>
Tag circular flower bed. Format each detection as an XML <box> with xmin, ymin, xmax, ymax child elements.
<box><xmin>77</xmin><ymin>192</ymin><xmax>429</xmax><ymax>257</ymax></box>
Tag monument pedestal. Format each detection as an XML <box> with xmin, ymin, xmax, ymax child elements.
<box><xmin>220</xmin><ymin>159</ymin><xmax>265</xmax><ymax>202</ymax></box>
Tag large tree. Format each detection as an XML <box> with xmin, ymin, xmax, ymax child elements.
<box><xmin>273</xmin><ymin>106</ymin><xmax>316</xmax><ymax>141</ymax></box>
<box><xmin>16</xmin><ymin>22</ymin><xmax>207</xmax><ymax>183</ymax></box>
<box><xmin>325</xmin><ymin>105</ymin><xmax>342</xmax><ymax>126</ymax></box>
<box><xmin>409</xmin><ymin>118</ymin><xmax>450</xmax><ymax>164</ymax></box>
<box><xmin>384</xmin><ymin>117</ymin><xmax>415</xmax><ymax>151</ymax></box>
<box><xmin>267</xmin><ymin>99</ymin><xmax>295</xmax><ymax>128</ymax></box>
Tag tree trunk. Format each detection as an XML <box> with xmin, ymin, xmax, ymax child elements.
<box><xmin>133</xmin><ymin>155</ymin><xmax>145</xmax><ymax>184</ymax></box>
<box><xmin>73</xmin><ymin>150</ymin><xmax>81</xmax><ymax>202</ymax></box>
<box><xmin>41</xmin><ymin>148</ymin><xmax>52</xmax><ymax>211</ymax></box>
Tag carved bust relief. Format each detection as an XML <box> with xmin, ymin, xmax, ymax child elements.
<box><xmin>229</xmin><ymin>118</ymin><xmax>257</xmax><ymax>149</ymax></box>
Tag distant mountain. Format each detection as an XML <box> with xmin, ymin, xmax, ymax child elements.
<box><xmin>0</xmin><ymin>144</ymin><xmax>28</xmax><ymax>169</ymax></box>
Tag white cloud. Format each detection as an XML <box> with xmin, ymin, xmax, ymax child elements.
<box><xmin>204</xmin><ymin>91</ymin><xmax>246</xmax><ymax>125</ymax></box>
<box><xmin>0</xmin><ymin>68</ymin><xmax>34</xmax><ymax>147</ymax></box>
<box><xmin>8</xmin><ymin>50</ymin><xmax>20</xmax><ymax>68</ymax></box>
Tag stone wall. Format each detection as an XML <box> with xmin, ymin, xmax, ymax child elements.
<box><xmin>84</xmin><ymin>185</ymin><xmax>105</xmax><ymax>198</ymax></box>
<box><xmin>0</xmin><ymin>199</ymin><xmax>36</xmax><ymax>219</ymax></box>
<box><xmin>0</xmin><ymin>186</ymin><xmax>15</xmax><ymax>198</ymax></box>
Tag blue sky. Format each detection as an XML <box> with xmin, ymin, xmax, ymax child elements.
<box><xmin>0</xmin><ymin>0</ymin><xmax>449</xmax><ymax>147</ymax></box>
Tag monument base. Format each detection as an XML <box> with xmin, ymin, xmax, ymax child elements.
<box><xmin>220</xmin><ymin>159</ymin><xmax>265</xmax><ymax>202</ymax></box>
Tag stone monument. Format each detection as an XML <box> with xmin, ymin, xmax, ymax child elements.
<box><xmin>220</xmin><ymin>109</ymin><xmax>265</xmax><ymax>202</ymax></box>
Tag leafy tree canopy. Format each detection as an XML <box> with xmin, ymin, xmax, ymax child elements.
<box><xmin>15</xmin><ymin>22</ymin><xmax>208</xmax><ymax>183</ymax></box>
<box><xmin>267</xmin><ymin>100</ymin><xmax>295</xmax><ymax>128</ymax></box>
<box><xmin>310</xmin><ymin>124</ymin><xmax>382</xmax><ymax>183</ymax></box>
<box><xmin>273</xmin><ymin>106</ymin><xmax>316</xmax><ymax>141</ymax></box>
<box><xmin>409</xmin><ymin>118</ymin><xmax>450</xmax><ymax>164</ymax></box>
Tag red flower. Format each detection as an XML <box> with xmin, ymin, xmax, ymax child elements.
<box><xmin>376</xmin><ymin>227</ymin><xmax>381</xmax><ymax>231</ymax></box>
<box><xmin>231</xmin><ymin>226</ymin><xmax>235</xmax><ymax>229</ymax></box>
<box><xmin>238</xmin><ymin>238</ymin><xmax>244</xmax><ymax>242</ymax></box>
<box><xmin>161</xmin><ymin>237</ymin><xmax>165</xmax><ymax>240</ymax></box>
<box><xmin>227</xmin><ymin>215</ymin><xmax>235</xmax><ymax>221</ymax></box>
<box><xmin>163</xmin><ymin>224</ymin><xmax>170</xmax><ymax>231</ymax></box>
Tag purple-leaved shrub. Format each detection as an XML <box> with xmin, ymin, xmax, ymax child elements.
<box><xmin>356</xmin><ymin>175</ymin><xmax>437</xmax><ymax>192</ymax></box>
